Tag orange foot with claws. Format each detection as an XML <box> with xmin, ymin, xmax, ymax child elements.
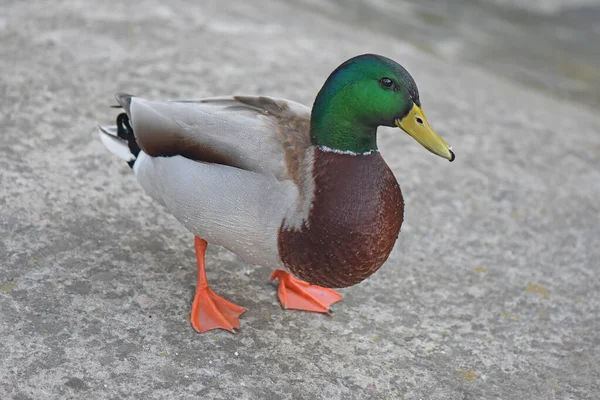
<box><xmin>270</xmin><ymin>270</ymin><xmax>343</xmax><ymax>313</ymax></box>
<box><xmin>190</xmin><ymin>237</ymin><xmax>246</xmax><ymax>333</ymax></box>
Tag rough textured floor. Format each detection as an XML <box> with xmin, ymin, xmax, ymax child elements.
<box><xmin>1</xmin><ymin>1</ymin><xmax>599</xmax><ymax>399</ymax></box>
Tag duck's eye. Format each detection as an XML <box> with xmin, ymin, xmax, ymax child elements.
<box><xmin>379</xmin><ymin>77</ymin><xmax>394</xmax><ymax>89</ymax></box>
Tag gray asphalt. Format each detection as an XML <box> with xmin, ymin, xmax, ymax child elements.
<box><xmin>1</xmin><ymin>0</ymin><xmax>599</xmax><ymax>399</ymax></box>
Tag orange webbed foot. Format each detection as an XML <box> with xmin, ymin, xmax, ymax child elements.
<box><xmin>270</xmin><ymin>270</ymin><xmax>343</xmax><ymax>313</ymax></box>
<box><xmin>190</xmin><ymin>236</ymin><xmax>246</xmax><ymax>333</ymax></box>
<box><xmin>190</xmin><ymin>287</ymin><xmax>246</xmax><ymax>333</ymax></box>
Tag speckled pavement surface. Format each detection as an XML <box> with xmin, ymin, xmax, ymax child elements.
<box><xmin>1</xmin><ymin>1</ymin><xmax>599</xmax><ymax>399</ymax></box>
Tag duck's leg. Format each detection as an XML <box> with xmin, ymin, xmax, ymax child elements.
<box><xmin>190</xmin><ymin>237</ymin><xmax>246</xmax><ymax>333</ymax></box>
<box><xmin>270</xmin><ymin>270</ymin><xmax>343</xmax><ymax>313</ymax></box>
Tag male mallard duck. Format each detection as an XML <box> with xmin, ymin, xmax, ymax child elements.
<box><xmin>98</xmin><ymin>54</ymin><xmax>454</xmax><ymax>333</ymax></box>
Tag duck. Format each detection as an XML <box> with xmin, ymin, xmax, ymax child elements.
<box><xmin>98</xmin><ymin>54</ymin><xmax>455</xmax><ymax>333</ymax></box>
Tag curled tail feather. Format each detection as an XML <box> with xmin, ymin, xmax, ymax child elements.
<box><xmin>98</xmin><ymin>112</ymin><xmax>140</xmax><ymax>168</ymax></box>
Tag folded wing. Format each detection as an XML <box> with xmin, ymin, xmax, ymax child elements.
<box><xmin>116</xmin><ymin>93</ymin><xmax>312</xmax><ymax>181</ymax></box>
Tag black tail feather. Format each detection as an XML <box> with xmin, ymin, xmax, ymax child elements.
<box><xmin>116</xmin><ymin>113</ymin><xmax>140</xmax><ymax>168</ymax></box>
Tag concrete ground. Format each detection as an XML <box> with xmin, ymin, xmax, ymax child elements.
<box><xmin>1</xmin><ymin>0</ymin><xmax>599</xmax><ymax>399</ymax></box>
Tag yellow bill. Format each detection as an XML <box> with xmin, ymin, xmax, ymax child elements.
<box><xmin>395</xmin><ymin>104</ymin><xmax>455</xmax><ymax>161</ymax></box>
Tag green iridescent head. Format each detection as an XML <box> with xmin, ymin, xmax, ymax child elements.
<box><xmin>311</xmin><ymin>54</ymin><xmax>454</xmax><ymax>160</ymax></box>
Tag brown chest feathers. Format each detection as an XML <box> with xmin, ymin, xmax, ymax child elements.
<box><xmin>278</xmin><ymin>149</ymin><xmax>404</xmax><ymax>288</ymax></box>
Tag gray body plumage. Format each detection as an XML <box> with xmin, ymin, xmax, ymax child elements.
<box><xmin>99</xmin><ymin>95</ymin><xmax>314</xmax><ymax>270</ymax></box>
